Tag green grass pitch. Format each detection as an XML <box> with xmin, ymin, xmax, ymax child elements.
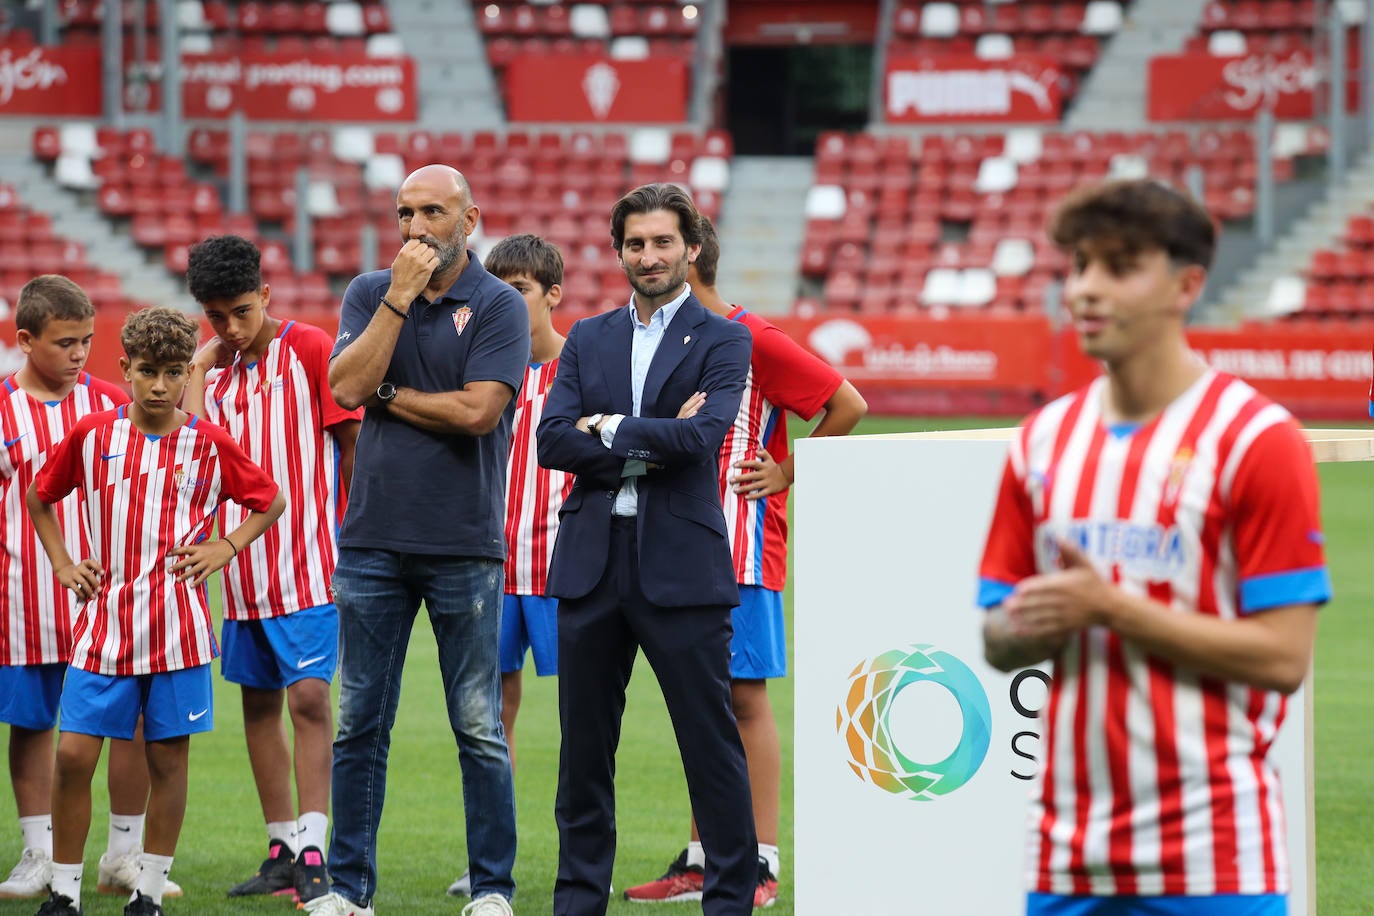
<box><xmin>0</xmin><ymin>415</ymin><xmax>1369</xmax><ymax>914</ymax></box>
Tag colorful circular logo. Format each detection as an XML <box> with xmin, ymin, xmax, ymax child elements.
<box><xmin>836</xmin><ymin>644</ymin><xmax>992</xmax><ymax>801</ymax></box>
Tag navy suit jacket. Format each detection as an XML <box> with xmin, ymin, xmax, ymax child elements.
<box><xmin>537</xmin><ymin>295</ymin><xmax>751</xmax><ymax>608</ymax></box>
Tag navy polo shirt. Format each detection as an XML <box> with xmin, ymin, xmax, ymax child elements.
<box><xmin>331</xmin><ymin>253</ymin><xmax>529</xmax><ymax>558</ymax></box>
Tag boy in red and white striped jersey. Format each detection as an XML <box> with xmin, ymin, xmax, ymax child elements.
<box><xmin>180</xmin><ymin>236</ymin><xmax>360</xmax><ymax>905</ymax></box>
<box><xmin>27</xmin><ymin>306</ymin><xmax>284</xmax><ymax>916</ymax></box>
<box><xmin>978</xmin><ymin>180</ymin><xmax>1330</xmax><ymax>916</ymax></box>
<box><xmin>0</xmin><ymin>277</ymin><xmax>183</xmax><ymax>903</ymax></box>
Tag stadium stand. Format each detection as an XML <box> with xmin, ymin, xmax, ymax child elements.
<box><xmin>0</xmin><ymin>179</ymin><xmax>141</xmax><ymax>312</ymax></box>
<box><xmin>888</xmin><ymin>1</ymin><xmax>1130</xmax><ymax>106</ymax></box>
<box><xmin>475</xmin><ymin>0</ymin><xmax>701</xmax><ymax>83</ymax></box>
<box><xmin>796</xmin><ymin>125</ymin><xmax>1324</xmax><ymax>315</ymax></box>
<box><xmin>53</xmin><ymin>0</ymin><xmax>395</xmax><ymax>53</ymax></box>
<box><xmin>33</xmin><ymin>119</ymin><xmax>733</xmax><ymax>319</ymax></box>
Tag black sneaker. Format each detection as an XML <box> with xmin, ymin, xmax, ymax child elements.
<box><xmin>35</xmin><ymin>892</ymin><xmax>81</xmax><ymax>916</ymax></box>
<box><xmin>122</xmin><ymin>891</ymin><xmax>163</xmax><ymax>916</ymax></box>
<box><xmin>226</xmin><ymin>840</ymin><xmax>295</xmax><ymax>897</ymax></box>
<box><xmin>293</xmin><ymin>846</ymin><xmax>329</xmax><ymax>903</ymax></box>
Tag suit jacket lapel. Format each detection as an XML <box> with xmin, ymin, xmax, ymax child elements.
<box><xmin>642</xmin><ymin>297</ymin><xmax>706</xmax><ymax>416</ymax></box>
<box><xmin>597</xmin><ymin>306</ymin><xmax>635</xmax><ymax>416</ymax></box>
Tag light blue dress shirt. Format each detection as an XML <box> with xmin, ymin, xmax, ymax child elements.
<box><xmin>600</xmin><ymin>283</ymin><xmax>692</xmax><ymax>516</ymax></box>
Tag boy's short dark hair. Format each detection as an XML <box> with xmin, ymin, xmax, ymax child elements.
<box><xmin>693</xmin><ymin>216</ymin><xmax>720</xmax><ymax>287</ymax></box>
<box><xmin>1049</xmin><ymin>179</ymin><xmax>1216</xmax><ymax>270</ymax></box>
<box><xmin>16</xmin><ymin>275</ymin><xmax>95</xmax><ymax>335</ymax></box>
<box><xmin>186</xmin><ymin>235</ymin><xmax>263</xmax><ymax>304</ymax></box>
<box><xmin>121</xmin><ymin>307</ymin><xmax>199</xmax><ymax>365</ymax></box>
<box><xmin>610</xmin><ymin>183</ymin><xmax>703</xmax><ymax>252</ymax></box>
<box><xmin>484</xmin><ymin>234</ymin><xmax>564</xmax><ymax>291</ymax></box>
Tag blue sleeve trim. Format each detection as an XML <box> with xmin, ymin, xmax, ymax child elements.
<box><xmin>1240</xmin><ymin>566</ymin><xmax>1332</xmax><ymax>613</ymax></box>
<box><xmin>1368</xmin><ymin>399</ymin><xmax>1373</xmax><ymax>418</ymax></box>
<box><xmin>977</xmin><ymin>577</ymin><xmax>1015</xmax><ymax>609</ymax></box>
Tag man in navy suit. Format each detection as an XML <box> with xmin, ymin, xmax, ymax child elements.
<box><xmin>537</xmin><ymin>184</ymin><xmax>756</xmax><ymax>915</ymax></box>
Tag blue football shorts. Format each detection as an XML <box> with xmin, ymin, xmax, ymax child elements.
<box><xmin>0</xmin><ymin>663</ymin><xmax>66</xmax><ymax>730</ymax></box>
<box><xmin>728</xmin><ymin>586</ymin><xmax>786</xmax><ymax>680</ymax></box>
<box><xmin>500</xmin><ymin>594</ymin><xmax>559</xmax><ymax>676</ymax></box>
<box><xmin>60</xmin><ymin>664</ymin><xmax>214</xmax><ymax>741</ymax></box>
<box><xmin>1026</xmin><ymin>893</ymin><xmax>1287</xmax><ymax>915</ymax></box>
<box><xmin>221</xmin><ymin>602</ymin><xmax>338</xmax><ymax>690</ymax></box>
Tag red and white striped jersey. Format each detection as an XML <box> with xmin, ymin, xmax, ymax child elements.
<box><xmin>204</xmin><ymin>321</ymin><xmax>361</xmax><ymax>619</ymax></box>
<box><xmin>717</xmin><ymin>308</ymin><xmax>842</xmax><ymax>590</ymax></box>
<box><xmin>0</xmin><ymin>373</ymin><xmax>128</xmax><ymax>666</ymax></box>
<box><xmin>505</xmin><ymin>358</ymin><xmax>573</xmax><ymax>595</ymax></box>
<box><xmin>978</xmin><ymin>370</ymin><xmax>1330</xmax><ymax>897</ymax></box>
<box><xmin>35</xmin><ymin>407</ymin><xmax>279</xmax><ymax>675</ymax></box>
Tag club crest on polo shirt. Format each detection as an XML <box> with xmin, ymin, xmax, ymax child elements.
<box><xmin>453</xmin><ymin>306</ymin><xmax>473</xmax><ymax>336</ymax></box>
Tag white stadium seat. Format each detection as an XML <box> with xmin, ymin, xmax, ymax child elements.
<box><xmin>975</xmin><ymin>33</ymin><xmax>1014</xmax><ymax>60</ymax></box>
<box><xmin>628</xmin><ymin>128</ymin><xmax>671</xmax><ymax>164</ymax></box>
<box><xmin>921</xmin><ymin>268</ymin><xmax>961</xmax><ymax>306</ymax></box>
<box><xmin>364</xmin><ymin>154</ymin><xmax>406</xmax><ymax>191</ymax></box>
<box><xmin>1004</xmin><ymin>129</ymin><xmax>1043</xmax><ymax>164</ymax></box>
<box><xmin>1082</xmin><ymin>1</ymin><xmax>1124</xmax><ymax>35</ymax></box>
<box><xmin>366</xmin><ymin>34</ymin><xmax>405</xmax><ymax>57</ymax></box>
<box><xmin>325</xmin><ymin>2</ymin><xmax>365</xmax><ymax>36</ymax></box>
<box><xmin>1207</xmin><ymin>30</ymin><xmax>1247</xmax><ymax>56</ymax></box>
<box><xmin>804</xmin><ymin>185</ymin><xmax>847</xmax><ymax>220</ymax></box>
<box><xmin>332</xmin><ymin>127</ymin><xmax>375</xmax><ymax>163</ymax></box>
<box><xmin>689</xmin><ymin>156</ymin><xmax>730</xmax><ymax>193</ymax></box>
<box><xmin>992</xmin><ymin>239</ymin><xmax>1035</xmax><ymax>277</ymax></box>
<box><xmin>974</xmin><ymin>156</ymin><xmax>1018</xmax><ymax>193</ymax></box>
<box><xmin>570</xmin><ymin>4</ymin><xmax>611</xmax><ymax>39</ymax></box>
<box><xmin>919</xmin><ymin>3</ymin><xmax>959</xmax><ymax>38</ymax></box>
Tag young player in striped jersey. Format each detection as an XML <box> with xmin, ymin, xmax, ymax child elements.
<box><xmin>180</xmin><ymin>236</ymin><xmax>360</xmax><ymax>905</ymax></box>
<box><xmin>447</xmin><ymin>233</ymin><xmax>572</xmax><ymax>899</ymax></box>
<box><xmin>978</xmin><ymin>180</ymin><xmax>1330</xmax><ymax>915</ymax></box>
<box><xmin>0</xmin><ymin>277</ymin><xmax>183</xmax><ymax>903</ymax></box>
<box><xmin>26</xmin><ymin>306</ymin><xmax>284</xmax><ymax>916</ymax></box>
<box><xmin>622</xmin><ymin>218</ymin><xmax>867</xmax><ymax>907</ymax></box>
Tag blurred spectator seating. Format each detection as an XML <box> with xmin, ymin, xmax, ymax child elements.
<box><xmin>36</xmin><ymin>124</ymin><xmax>734</xmax><ymax>318</ymax></box>
<box><xmin>889</xmin><ymin>1</ymin><xmax>1134</xmax><ymax>104</ymax></box>
<box><xmin>0</xmin><ymin>181</ymin><xmax>142</xmax><ymax>312</ymax></box>
<box><xmin>799</xmin><ymin>125</ymin><xmax>1325</xmax><ymax>315</ymax></box>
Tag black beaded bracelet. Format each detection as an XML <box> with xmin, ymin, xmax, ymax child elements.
<box><xmin>380</xmin><ymin>296</ymin><xmax>407</xmax><ymax>319</ymax></box>
<box><xmin>223</xmin><ymin>536</ymin><xmax>239</xmax><ymax>557</ymax></box>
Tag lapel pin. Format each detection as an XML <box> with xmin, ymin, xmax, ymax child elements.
<box><xmin>684</xmin><ymin>335</ymin><xmax>691</xmax><ymax>345</ymax></box>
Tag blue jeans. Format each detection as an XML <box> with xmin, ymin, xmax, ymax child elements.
<box><xmin>328</xmin><ymin>548</ymin><xmax>516</xmax><ymax>906</ymax></box>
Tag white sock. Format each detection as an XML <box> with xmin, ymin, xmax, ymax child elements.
<box><xmin>108</xmin><ymin>813</ymin><xmax>144</xmax><ymax>858</ymax></box>
<box><xmin>296</xmin><ymin>811</ymin><xmax>328</xmax><ymax>851</ymax></box>
<box><xmin>685</xmin><ymin>841</ymin><xmax>706</xmax><ymax>869</ymax></box>
<box><xmin>759</xmin><ymin>843</ymin><xmax>780</xmax><ymax>879</ymax></box>
<box><xmin>51</xmin><ymin>862</ymin><xmax>82</xmax><ymax>906</ymax></box>
<box><xmin>267</xmin><ymin>820</ymin><xmax>298</xmax><ymax>855</ymax></box>
<box><xmin>19</xmin><ymin>815</ymin><xmax>52</xmax><ymax>856</ymax></box>
<box><xmin>131</xmin><ymin>852</ymin><xmax>173</xmax><ymax>905</ymax></box>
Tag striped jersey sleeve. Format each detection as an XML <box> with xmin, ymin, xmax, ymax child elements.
<box><xmin>0</xmin><ymin>374</ymin><xmax>127</xmax><ymax>666</ymax></box>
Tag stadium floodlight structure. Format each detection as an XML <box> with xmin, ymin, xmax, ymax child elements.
<box><xmin>95</xmin><ymin>0</ymin><xmax>184</xmax><ymax>158</ymax></box>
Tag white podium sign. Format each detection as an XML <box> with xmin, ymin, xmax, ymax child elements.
<box><xmin>794</xmin><ymin>431</ymin><xmax>1313</xmax><ymax>915</ymax></box>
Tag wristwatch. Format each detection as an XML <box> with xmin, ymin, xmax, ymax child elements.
<box><xmin>376</xmin><ymin>381</ymin><xmax>397</xmax><ymax>403</ymax></box>
<box><xmin>586</xmin><ymin>413</ymin><xmax>605</xmax><ymax>437</ymax></box>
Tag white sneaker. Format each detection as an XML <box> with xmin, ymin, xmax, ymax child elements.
<box><xmin>462</xmin><ymin>893</ymin><xmax>513</xmax><ymax>916</ymax></box>
<box><xmin>96</xmin><ymin>848</ymin><xmax>183</xmax><ymax>898</ymax></box>
<box><xmin>303</xmin><ymin>891</ymin><xmax>376</xmax><ymax>916</ymax></box>
<box><xmin>0</xmin><ymin>848</ymin><xmax>51</xmax><ymax>898</ymax></box>
<box><xmin>447</xmin><ymin>870</ymin><xmax>471</xmax><ymax>896</ymax></box>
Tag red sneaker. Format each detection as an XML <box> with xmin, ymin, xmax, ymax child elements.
<box><xmin>621</xmin><ymin>850</ymin><xmax>704</xmax><ymax>903</ymax></box>
<box><xmin>754</xmin><ymin>857</ymin><xmax>778</xmax><ymax>908</ymax></box>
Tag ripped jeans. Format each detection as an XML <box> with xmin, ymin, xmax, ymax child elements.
<box><xmin>327</xmin><ymin>548</ymin><xmax>516</xmax><ymax>906</ymax></box>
